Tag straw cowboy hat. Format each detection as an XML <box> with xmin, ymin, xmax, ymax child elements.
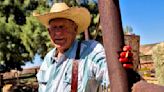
<box><xmin>33</xmin><ymin>3</ymin><xmax>91</xmax><ymax>34</ymax></box>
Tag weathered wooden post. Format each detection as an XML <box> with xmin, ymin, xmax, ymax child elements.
<box><xmin>98</xmin><ymin>0</ymin><xmax>129</xmax><ymax>92</ymax></box>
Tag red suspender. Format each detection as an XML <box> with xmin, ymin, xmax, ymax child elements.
<box><xmin>71</xmin><ymin>41</ymin><xmax>81</xmax><ymax>92</ymax></box>
<box><xmin>71</xmin><ymin>60</ymin><xmax>78</xmax><ymax>92</ymax></box>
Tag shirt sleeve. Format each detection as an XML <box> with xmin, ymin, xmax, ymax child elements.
<box><xmin>36</xmin><ymin>49</ymin><xmax>54</xmax><ymax>92</ymax></box>
<box><xmin>88</xmin><ymin>41</ymin><xmax>109</xmax><ymax>87</ymax></box>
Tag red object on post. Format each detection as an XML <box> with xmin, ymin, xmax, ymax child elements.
<box><xmin>123</xmin><ymin>64</ymin><xmax>133</xmax><ymax>69</ymax></box>
<box><xmin>123</xmin><ymin>46</ymin><xmax>132</xmax><ymax>51</ymax></box>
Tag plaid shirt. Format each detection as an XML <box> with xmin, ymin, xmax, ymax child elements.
<box><xmin>37</xmin><ymin>40</ymin><xmax>109</xmax><ymax>92</ymax></box>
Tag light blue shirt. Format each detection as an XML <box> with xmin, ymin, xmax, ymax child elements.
<box><xmin>37</xmin><ymin>40</ymin><xmax>109</xmax><ymax>92</ymax></box>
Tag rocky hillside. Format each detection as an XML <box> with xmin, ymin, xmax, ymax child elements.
<box><xmin>140</xmin><ymin>43</ymin><xmax>157</xmax><ymax>55</ymax></box>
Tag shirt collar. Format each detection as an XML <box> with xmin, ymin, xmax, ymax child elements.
<box><xmin>64</xmin><ymin>40</ymin><xmax>78</xmax><ymax>59</ymax></box>
<box><xmin>51</xmin><ymin>40</ymin><xmax>78</xmax><ymax>63</ymax></box>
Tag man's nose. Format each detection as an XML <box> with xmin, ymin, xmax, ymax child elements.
<box><xmin>54</xmin><ymin>29</ymin><xmax>63</xmax><ymax>35</ymax></box>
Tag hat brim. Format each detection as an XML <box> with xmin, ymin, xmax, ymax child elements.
<box><xmin>34</xmin><ymin>7</ymin><xmax>91</xmax><ymax>34</ymax></box>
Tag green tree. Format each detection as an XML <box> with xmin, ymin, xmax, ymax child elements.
<box><xmin>124</xmin><ymin>26</ymin><xmax>134</xmax><ymax>35</ymax></box>
<box><xmin>0</xmin><ymin>19</ymin><xmax>25</xmax><ymax>71</ymax></box>
<box><xmin>0</xmin><ymin>0</ymin><xmax>50</xmax><ymax>71</ymax></box>
<box><xmin>152</xmin><ymin>42</ymin><xmax>164</xmax><ymax>85</ymax></box>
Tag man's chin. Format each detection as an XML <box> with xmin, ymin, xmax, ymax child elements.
<box><xmin>54</xmin><ymin>44</ymin><xmax>65</xmax><ymax>50</ymax></box>
<box><xmin>55</xmin><ymin>44</ymin><xmax>63</xmax><ymax>48</ymax></box>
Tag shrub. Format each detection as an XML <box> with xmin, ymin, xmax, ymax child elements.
<box><xmin>152</xmin><ymin>42</ymin><xmax>164</xmax><ymax>85</ymax></box>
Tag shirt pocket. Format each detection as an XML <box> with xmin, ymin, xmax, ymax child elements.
<box><xmin>62</xmin><ymin>73</ymin><xmax>71</xmax><ymax>92</ymax></box>
<box><xmin>63</xmin><ymin>72</ymin><xmax>71</xmax><ymax>84</ymax></box>
<box><xmin>63</xmin><ymin>70</ymin><xmax>83</xmax><ymax>86</ymax></box>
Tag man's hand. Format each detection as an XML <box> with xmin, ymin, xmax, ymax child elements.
<box><xmin>132</xmin><ymin>80</ymin><xmax>164</xmax><ymax>92</ymax></box>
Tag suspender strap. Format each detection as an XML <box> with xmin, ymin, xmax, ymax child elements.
<box><xmin>71</xmin><ymin>41</ymin><xmax>81</xmax><ymax>92</ymax></box>
<box><xmin>71</xmin><ymin>60</ymin><xmax>78</xmax><ymax>92</ymax></box>
<box><xmin>75</xmin><ymin>41</ymin><xmax>81</xmax><ymax>59</ymax></box>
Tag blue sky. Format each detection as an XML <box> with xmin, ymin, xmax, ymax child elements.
<box><xmin>120</xmin><ymin>0</ymin><xmax>164</xmax><ymax>45</ymax></box>
<box><xmin>22</xmin><ymin>54</ymin><xmax>42</xmax><ymax>68</ymax></box>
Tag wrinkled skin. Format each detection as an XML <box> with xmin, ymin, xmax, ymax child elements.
<box><xmin>48</xmin><ymin>18</ymin><xmax>78</xmax><ymax>53</ymax></box>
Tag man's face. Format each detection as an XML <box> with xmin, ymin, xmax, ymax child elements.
<box><xmin>48</xmin><ymin>18</ymin><xmax>77</xmax><ymax>52</ymax></box>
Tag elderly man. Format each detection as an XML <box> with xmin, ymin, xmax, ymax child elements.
<box><xmin>34</xmin><ymin>2</ymin><xmax>135</xmax><ymax>92</ymax></box>
<box><xmin>34</xmin><ymin>3</ymin><xmax>109</xmax><ymax>92</ymax></box>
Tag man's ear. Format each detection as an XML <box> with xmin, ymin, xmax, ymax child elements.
<box><xmin>75</xmin><ymin>24</ymin><xmax>78</xmax><ymax>33</ymax></box>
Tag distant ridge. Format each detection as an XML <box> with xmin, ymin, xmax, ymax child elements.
<box><xmin>140</xmin><ymin>42</ymin><xmax>164</xmax><ymax>55</ymax></box>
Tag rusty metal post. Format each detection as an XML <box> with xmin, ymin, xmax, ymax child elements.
<box><xmin>98</xmin><ymin>0</ymin><xmax>129</xmax><ymax>92</ymax></box>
